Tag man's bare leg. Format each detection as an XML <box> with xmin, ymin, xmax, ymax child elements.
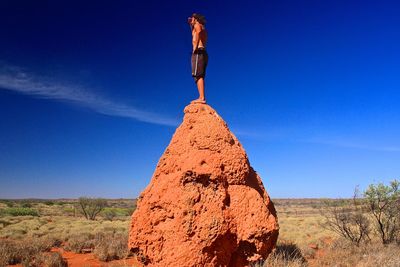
<box><xmin>192</xmin><ymin>77</ymin><xmax>206</xmax><ymax>103</ymax></box>
<box><xmin>197</xmin><ymin>77</ymin><xmax>205</xmax><ymax>101</ymax></box>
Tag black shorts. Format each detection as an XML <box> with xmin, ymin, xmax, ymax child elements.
<box><xmin>191</xmin><ymin>48</ymin><xmax>208</xmax><ymax>83</ymax></box>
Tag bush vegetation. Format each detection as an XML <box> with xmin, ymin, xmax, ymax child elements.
<box><xmin>0</xmin><ymin>207</ymin><xmax>39</xmax><ymax>217</ymax></box>
<box><xmin>0</xmin><ymin>189</ymin><xmax>398</xmax><ymax>266</ymax></box>
<box><xmin>102</xmin><ymin>207</ymin><xmax>134</xmax><ymax>221</ymax></box>
<box><xmin>364</xmin><ymin>179</ymin><xmax>400</xmax><ymax>244</ymax></box>
<box><xmin>0</xmin><ymin>229</ymin><xmax>130</xmax><ymax>265</ymax></box>
<box><xmin>0</xmin><ymin>236</ymin><xmax>61</xmax><ymax>266</ymax></box>
<box><xmin>93</xmin><ymin>232</ymin><xmax>129</xmax><ymax>261</ymax></box>
<box><xmin>321</xmin><ymin>180</ymin><xmax>400</xmax><ymax>246</ymax></box>
<box><xmin>260</xmin><ymin>241</ymin><xmax>307</xmax><ymax>267</ymax></box>
<box><xmin>0</xmin><ymin>200</ymin><xmax>15</xmax><ymax>207</ymax></box>
<box><xmin>64</xmin><ymin>232</ymin><xmax>97</xmax><ymax>253</ymax></box>
<box><xmin>321</xmin><ymin>188</ymin><xmax>371</xmax><ymax>245</ymax></box>
<box><xmin>37</xmin><ymin>251</ymin><xmax>68</xmax><ymax>267</ymax></box>
<box><xmin>77</xmin><ymin>197</ymin><xmax>108</xmax><ymax>220</ymax></box>
<box><xmin>311</xmin><ymin>239</ymin><xmax>400</xmax><ymax>267</ymax></box>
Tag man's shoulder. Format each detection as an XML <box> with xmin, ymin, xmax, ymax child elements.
<box><xmin>194</xmin><ymin>23</ymin><xmax>204</xmax><ymax>31</ymax></box>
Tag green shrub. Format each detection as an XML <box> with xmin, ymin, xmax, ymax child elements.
<box><xmin>21</xmin><ymin>202</ymin><xmax>33</xmax><ymax>208</ymax></box>
<box><xmin>0</xmin><ymin>200</ymin><xmax>15</xmax><ymax>207</ymax></box>
<box><xmin>103</xmin><ymin>208</ymin><xmax>117</xmax><ymax>221</ymax></box>
<box><xmin>78</xmin><ymin>197</ymin><xmax>107</xmax><ymax>220</ymax></box>
<box><xmin>126</xmin><ymin>207</ymin><xmax>136</xmax><ymax>216</ymax></box>
<box><xmin>62</xmin><ymin>207</ymin><xmax>76</xmax><ymax>216</ymax></box>
<box><xmin>364</xmin><ymin>179</ymin><xmax>400</xmax><ymax>244</ymax></box>
<box><xmin>0</xmin><ymin>207</ymin><xmax>39</xmax><ymax>216</ymax></box>
<box><xmin>56</xmin><ymin>201</ymin><xmax>70</xmax><ymax>206</ymax></box>
<box><xmin>102</xmin><ymin>207</ymin><xmax>133</xmax><ymax>220</ymax></box>
<box><xmin>44</xmin><ymin>201</ymin><xmax>55</xmax><ymax>206</ymax></box>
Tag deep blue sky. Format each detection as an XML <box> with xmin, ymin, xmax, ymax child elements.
<box><xmin>1</xmin><ymin>0</ymin><xmax>399</xmax><ymax>198</ymax></box>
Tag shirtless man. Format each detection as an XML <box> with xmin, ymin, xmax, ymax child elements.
<box><xmin>188</xmin><ymin>13</ymin><xmax>208</xmax><ymax>104</ymax></box>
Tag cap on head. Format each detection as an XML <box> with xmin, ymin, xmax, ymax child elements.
<box><xmin>191</xmin><ymin>13</ymin><xmax>206</xmax><ymax>25</ymax></box>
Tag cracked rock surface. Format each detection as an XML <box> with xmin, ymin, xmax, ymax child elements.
<box><xmin>129</xmin><ymin>103</ymin><xmax>279</xmax><ymax>266</ymax></box>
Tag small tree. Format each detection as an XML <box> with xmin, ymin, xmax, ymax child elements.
<box><xmin>78</xmin><ymin>197</ymin><xmax>107</xmax><ymax>220</ymax></box>
<box><xmin>103</xmin><ymin>208</ymin><xmax>117</xmax><ymax>221</ymax></box>
<box><xmin>321</xmin><ymin>188</ymin><xmax>371</xmax><ymax>245</ymax></box>
<box><xmin>364</xmin><ymin>180</ymin><xmax>400</xmax><ymax>244</ymax></box>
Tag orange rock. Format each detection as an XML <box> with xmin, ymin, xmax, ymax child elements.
<box><xmin>129</xmin><ymin>103</ymin><xmax>279</xmax><ymax>266</ymax></box>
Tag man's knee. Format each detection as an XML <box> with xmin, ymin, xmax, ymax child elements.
<box><xmin>193</xmin><ymin>76</ymin><xmax>204</xmax><ymax>84</ymax></box>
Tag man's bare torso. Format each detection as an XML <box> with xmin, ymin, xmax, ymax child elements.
<box><xmin>192</xmin><ymin>23</ymin><xmax>207</xmax><ymax>50</ymax></box>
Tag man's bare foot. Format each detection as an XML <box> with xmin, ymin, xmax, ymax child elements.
<box><xmin>191</xmin><ymin>98</ymin><xmax>206</xmax><ymax>104</ymax></box>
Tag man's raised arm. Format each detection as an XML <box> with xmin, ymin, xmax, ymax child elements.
<box><xmin>192</xmin><ymin>24</ymin><xmax>202</xmax><ymax>52</ymax></box>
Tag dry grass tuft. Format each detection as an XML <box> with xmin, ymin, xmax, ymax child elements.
<box><xmin>0</xmin><ymin>236</ymin><xmax>61</xmax><ymax>266</ymax></box>
<box><xmin>62</xmin><ymin>231</ymin><xmax>129</xmax><ymax>261</ymax></box>
<box><xmin>64</xmin><ymin>232</ymin><xmax>96</xmax><ymax>253</ymax></box>
<box><xmin>93</xmin><ymin>232</ymin><xmax>129</xmax><ymax>261</ymax></box>
<box><xmin>0</xmin><ymin>239</ymin><xmax>19</xmax><ymax>266</ymax></box>
<box><xmin>261</xmin><ymin>241</ymin><xmax>307</xmax><ymax>267</ymax></box>
<box><xmin>37</xmin><ymin>251</ymin><xmax>68</xmax><ymax>267</ymax></box>
<box><xmin>312</xmin><ymin>239</ymin><xmax>400</xmax><ymax>267</ymax></box>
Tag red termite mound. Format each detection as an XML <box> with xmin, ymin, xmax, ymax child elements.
<box><xmin>129</xmin><ymin>103</ymin><xmax>279</xmax><ymax>266</ymax></box>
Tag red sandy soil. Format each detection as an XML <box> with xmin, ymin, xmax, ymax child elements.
<box><xmin>307</xmin><ymin>237</ymin><xmax>333</xmax><ymax>267</ymax></box>
<box><xmin>8</xmin><ymin>239</ymin><xmax>332</xmax><ymax>267</ymax></box>
<box><xmin>10</xmin><ymin>248</ymin><xmax>142</xmax><ymax>267</ymax></box>
<box><xmin>53</xmin><ymin>248</ymin><xmax>142</xmax><ymax>267</ymax></box>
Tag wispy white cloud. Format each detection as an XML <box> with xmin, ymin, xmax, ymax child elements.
<box><xmin>0</xmin><ymin>64</ymin><xmax>179</xmax><ymax>126</ymax></box>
